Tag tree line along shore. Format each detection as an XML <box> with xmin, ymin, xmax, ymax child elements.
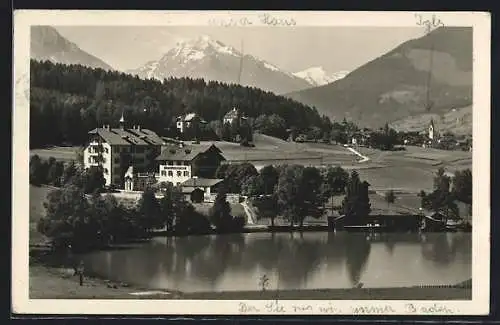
<box><xmin>30</xmin><ymin>151</ymin><xmax>472</xmax><ymax>254</ymax></box>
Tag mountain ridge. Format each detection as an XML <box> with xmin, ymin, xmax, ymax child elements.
<box><xmin>30</xmin><ymin>26</ymin><xmax>113</xmax><ymax>71</ymax></box>
<box><xmin>127</xmin><ymin>35</ymin><xmax>311</xmax><ymax>95</ymax></box>
<box><xmin>285</xmin><ymin>27</ymin><xmax>472</xmax><ymax>130</ymax></box>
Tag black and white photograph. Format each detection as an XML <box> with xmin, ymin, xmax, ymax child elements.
<box><xmin>12</xmin><ymin>10</ymin><xmax>490</xmax><ymax>315</ymax></box>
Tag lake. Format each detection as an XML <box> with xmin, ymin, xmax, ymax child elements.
<box><xmin>81</xmin><ymin>232</ymin><xmax>472</xmax><ymax>293</ymax></box>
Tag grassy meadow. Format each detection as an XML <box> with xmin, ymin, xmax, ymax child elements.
<box><xmin>30</xmin><ymin>146</ymin><xmax>80</xmax><ymax>162</ymax></box>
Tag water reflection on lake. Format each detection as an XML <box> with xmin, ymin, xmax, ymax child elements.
<box><xmin>81</xmin><ymin>232</ymin><xmax>471</xmax><ymax>293</ymax></box>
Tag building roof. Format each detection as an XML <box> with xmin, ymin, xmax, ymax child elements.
<box><xmin>155</xmin><ymin>143</ymin><xmax>225</xmax><ymax>162</ymax></box>
<box><xmin>180</xmin><ymin>186</ymin><xmax>205</xmax><ymax>194</ymax></box>
<box><xmin>181</xmin><ymin>178</ymin><xmax>224</xmax><ymax>188</ymax></box>
<box><xmin>88</xmin><ymin>127</ymin><xmax>165</xmax><ymax>146</ymax></box>
<box><xmin>184</xmin><ymin>113</ymin><xmax>197</xmax><ymax>121</ymax></box>
<box><xmin>177</xmin><ymin>113</ymin><xmax>207</xmax><ymax>123</ymax></box>
<box><xmin>224</xmin><ymin>108</ymin><xmax>239</xmax><ymax>119</ymax></box>
<box><xmin>161</xmin><ymin>137</ymin><xmax>184</xmax><ymax>145</ymax></box>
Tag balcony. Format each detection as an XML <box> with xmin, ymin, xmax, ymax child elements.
<box><xmin>87</xmin><ymin>156</ymin><xmax>106</xmax><ymax>164</ymax></box>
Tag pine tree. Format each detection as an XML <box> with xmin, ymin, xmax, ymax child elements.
<box><xmin>159</xmin><ymin>183</ymin><xmax>176</xmax><ymax>232</ymax></box>
<box><xmin>29</xmin><ymin>154</ymin><xmax>44</xmax><ymax>186</ymax></box>
<box><xmin>62</xmin><ymin>161</ymin><xmax>77</xmax><ymax>185</ymax></box>
<box><xmin>138</xmin><ymin>188</ymin><xmax>161</xmax><ymax>230</ymax></box>
<box><xmin>210</xmin><ymin>186</ymin><xmax>233</xmax><ymax>231</ymax></box>
<box><xmin>385</xmin><ymin>189</ymin><xmax>396</xmax><ymax>207</ymax></box>
<box><xmin>341</xmin><ymin>171</ymin><xmax>371</xmax><ymax>221</ymax></box>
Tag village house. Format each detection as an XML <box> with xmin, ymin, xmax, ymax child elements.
<box><xmin>84</xmin><ymin>113</ymin><xmax>164</xmax><ymax>188</ymax></box>
<box><xmin>154</xmin><ymin>143</ymin><xmax>226</xmax><ymax>187</ymax></box>
<box><xmin>123</xmin><ymin>166</ymin><xmax>157</xmax><ymax>192</ymax></box>
<box><xmin>175</xmin><ymin>112</ymin><xmax>205</xmax><ymax>134</ymax></box>
<box><xmin>179</xmin><ymin>177</ymin><xmax>224</xmax><ymax>203</ymax></box>
<box><xmin>351</xmin><ymin>130</ymin><xmax>370</xmax><ymax>147</ymax></box>
<box><xmin>223</xmin><ymin>107</ymin><xmax>248</xmax><ymax>125</ymax></box>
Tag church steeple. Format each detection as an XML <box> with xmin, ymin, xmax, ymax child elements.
<box><xmin>119</xmin><ymin>110</ymin><xmax>125</xmax><ymax>130</ymax></box>
<box><xmin>428</xmin><ymin>118</ymin><xmax>435</xmax><ymax>140</ymax></box>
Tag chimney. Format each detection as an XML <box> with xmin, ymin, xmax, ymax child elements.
<box><xmin>137</xmin><ymin>125</ymin><xmax>141</xmax><ymax>132</ymax></box>
<box><xmin>178</xmin><ymin>142</ymin><xmax>184</xmax><ymax>148</ymax></box>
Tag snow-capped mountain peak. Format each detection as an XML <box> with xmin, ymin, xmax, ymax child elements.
<box><xmin>293</xmin><ymin>66</ymin><xmax>349</xmax><ymax>87</ymax></box>
<box><xmin>128</xmin><ymin>36</ymin><xmax>312</xmax><ymax>94</ymax></box>
<box><xmin>169</xmin><ymin>35</ymin><xmax>241</xmax><ymax>64</ymax></box>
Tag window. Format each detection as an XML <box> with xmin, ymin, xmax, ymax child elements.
<box><xmin>184</xmin><ymin>171</ymin><xmax>189</xmax><ymax>177</ymax></box>
<box><xmin>114</xmin><ymin>157</ymin><xmax>120</xmax><ymax>164</ymax></box>
<box><xmin>88</xmin><ymin>157</ymin><xmax>91</xmax><ymax>163</ymax></box>
<box><xmin>168</xmin><ymin>171</ymin><xmax>173</xmax><ymax>177</ymax></box>
<box><xmin>161</xmin><ymin>171</ymin><xmax>166</xmax><ymax>176</ymax></box>
<box><xmin>105</xmin><ymin>147</ymin><xmax>109</xmax><ymax>154</ymax></box>
<box><xmin>104</xmin><ymin>168</ymin><xmax>108</xmax><ymax>174</ymax></box>
<box><xmin>177</xmin><ymin>171</ymin><xmax>182</xmax><ymax>177</ymax></box>
<box><xmin>168</xmin><ymin>161</ymin><xmax>173</xmax><ymax>166</ymax></box>
<box><xmin>113</xmin><ymin>147</ymin><xmax>119</xmax><ymax>153</ymax></box>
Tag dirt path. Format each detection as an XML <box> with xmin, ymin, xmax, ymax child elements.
<box><xmin>241</xmin><ymin>200</ymin><xmax>256</xmax><ymax>225</ymax></box>
<box><xmin>345</xmin><ymin>146</ymin><xmax>370</xmax><ymax>163</ymax></box>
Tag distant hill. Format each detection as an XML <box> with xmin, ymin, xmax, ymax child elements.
<box><xmin>286</xmin><ymin>27</ymin><xmax>472</xmax><ymax>129</ymax></box>
<box><xmin>127</xmin><ymin>35</ymin><xmax>311</xmax><ymax>95</ymax></box>
<box><xmin>30</xmin><ymin>26</ymin><xmax>113</xmax><ymax>71</ymax></box>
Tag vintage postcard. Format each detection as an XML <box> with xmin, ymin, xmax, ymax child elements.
<box><xmin>12</xmin><ymin>10</ymin><xmax>490</xmax><ymax>315</ymax></box>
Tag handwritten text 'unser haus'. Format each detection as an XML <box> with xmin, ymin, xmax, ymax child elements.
<box><xmin>208</xmin><ymin>13</ymin><xmax>296</xmax><ymax>27</ymax></box>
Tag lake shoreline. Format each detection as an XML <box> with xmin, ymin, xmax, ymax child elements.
<box><xmin>29</xmin><ymin>260</ymin><xmax>472</xmax><ymax>300</ymax></box>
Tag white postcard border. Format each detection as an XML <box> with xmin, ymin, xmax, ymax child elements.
<box><xmin>12</xmin><ymin>10</ymin><xmax>491</xmax><ymax>315</ymax></box>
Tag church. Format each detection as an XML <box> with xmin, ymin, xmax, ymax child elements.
<box><xmin>428</xmin><ymin>118</ymin><xmax>437</xmax><ymax>140</ymax></box>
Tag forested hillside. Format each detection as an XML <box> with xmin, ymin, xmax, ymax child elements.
<box><xmin>30</xmin><ymin>60</ymin><xmax>328</xmax><ymax>148</ymax></box>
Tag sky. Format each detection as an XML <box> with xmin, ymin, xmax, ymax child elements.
<box><xmin>55</xmin><ymin>26</ymin><xmax>426</xmax><ymax>73</ymax></box>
